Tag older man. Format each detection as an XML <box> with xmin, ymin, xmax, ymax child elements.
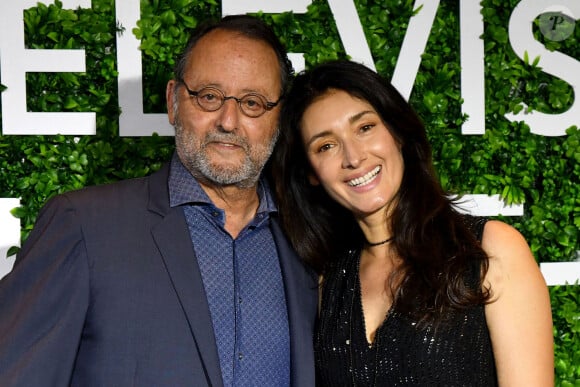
<box><xmin>0</xmin><ymin>15</ymin><xmax>317</xmax><ymax>387</ymax></box>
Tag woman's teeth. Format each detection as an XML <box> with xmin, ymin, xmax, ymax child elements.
<box><xmin>348</xmin><ymin>166</ymin><xmax>381</xmax><ymax>187</ymax></box>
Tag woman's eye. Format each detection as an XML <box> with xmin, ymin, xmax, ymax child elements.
<box><xmin>360</xmin><ymin>124</ymin><xmax>375</xmax><ymax>132</ymax></box>
<box><xmin>318</xmin><ymin>143</ymin><xmax>333</xmax><ymax>153</ymax></box>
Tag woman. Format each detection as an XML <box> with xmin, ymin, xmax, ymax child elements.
<box><xmin>271</xmin><ymin>60</ymin><xmax>553</xmax><ymax>386</ymax></box>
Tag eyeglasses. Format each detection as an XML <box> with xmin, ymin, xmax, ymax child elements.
<box><xmin>177</xmin><ymin>79</ymin><xmax>282</xmax><ymax>118</ymax></box>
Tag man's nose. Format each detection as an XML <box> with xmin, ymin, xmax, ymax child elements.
<box><xmin>216</xmin><ymin>98</ymin><xmax>241</xmax><ymax>132</ymax></box>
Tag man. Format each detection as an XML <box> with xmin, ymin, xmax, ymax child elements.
<box><xmin>0</xmin><ymin>15</ymin><xmax>317</xmax><ymax>386</ymax></box>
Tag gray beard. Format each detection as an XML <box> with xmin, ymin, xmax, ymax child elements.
<box><xmin>174</xmin><ymin>120</ymin><xmax>278</xmax><ymax>189</ymax></box>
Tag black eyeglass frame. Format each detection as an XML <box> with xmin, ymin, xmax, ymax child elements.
<box><xmin>176</xmin><ymin>79</ymin><xmax>283</xmax><ymax>118</ymax></box>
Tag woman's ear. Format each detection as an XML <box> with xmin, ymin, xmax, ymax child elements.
<box><xmin>308</xmin><ymin>174</ymin><xmax>320</xmax><ymax>186</ymax></box>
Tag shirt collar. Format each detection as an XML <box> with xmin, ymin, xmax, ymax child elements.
<box><xmin>168</xmin><ymin>152</ymin><xmax>277</xmax><ymax>215</ymax></box>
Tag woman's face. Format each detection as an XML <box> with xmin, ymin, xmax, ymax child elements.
<box><xmin>300</xmin><ymin>89</ymin><xmax>404</xmax><ymax>219</ymax></box>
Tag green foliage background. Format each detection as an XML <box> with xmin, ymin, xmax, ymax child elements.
<box><xmin>0</xmin><ymin>0</ymin><xmax>578</xmax><ymax>384</ymax></box>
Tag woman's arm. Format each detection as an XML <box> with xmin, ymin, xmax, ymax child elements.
<box><xmin>482</xmin><ymin>220</ymin><xmax>554</xmax><ymax>386</ymax></box>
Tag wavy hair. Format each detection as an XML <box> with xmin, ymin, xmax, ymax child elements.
<box><xmin>270</xmin><ymin>60</ymin><xmax>490</xmax><ymax>324</ymax></box>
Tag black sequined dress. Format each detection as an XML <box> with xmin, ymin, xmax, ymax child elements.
<box><xmin>314</xmin><ymin>218</ymin><xmax>497</xmax><ymax>386</ymax></box>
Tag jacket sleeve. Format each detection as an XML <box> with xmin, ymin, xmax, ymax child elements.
<box><xmin>0</xmin><ymin>194</ymin><xmax>90</xmax><ymax>386</ymax></box>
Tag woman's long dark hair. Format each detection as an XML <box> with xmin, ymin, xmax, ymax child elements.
<box><xmin>270</xmin><ymin>60</ymin><xmax>490</xmax><ymax>324</ymax></box>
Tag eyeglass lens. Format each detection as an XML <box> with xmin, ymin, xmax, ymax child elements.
<box><xmin>195</xmin><ymin>87</ymin><xmax>269</xmax><ymax>117</ymax></box>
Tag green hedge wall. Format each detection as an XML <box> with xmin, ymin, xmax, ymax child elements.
<box><xmin>0</xmin><ymin>0</ymin><xmax>578</xmax><ymax>384</ymax></box>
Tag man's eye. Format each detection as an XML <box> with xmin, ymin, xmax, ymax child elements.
<box><xmin>242</xmin><ymin>96</ymin><xmax>264</xmax><ymax>110</ymax></box>
<box><xmin>201</xmin><ymin>93</ymin><xmax>218</xmax><ymax>102</ymax></box>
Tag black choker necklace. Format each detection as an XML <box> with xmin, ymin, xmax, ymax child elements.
<box><xmin>366</xmin><ymin>237</ymin><xmax>393</xmax><ymax>246</ymax></box>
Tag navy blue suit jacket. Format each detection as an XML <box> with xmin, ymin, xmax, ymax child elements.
<box><xmin>0</xmin><ymin>163</ymin><xmax>318</xmax><ymax>386</ymax></box>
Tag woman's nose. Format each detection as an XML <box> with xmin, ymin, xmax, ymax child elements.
<box><xmin>341</xmin><ymin>142</ymin><xmax>366</xmax><ymax>169</ymax></box>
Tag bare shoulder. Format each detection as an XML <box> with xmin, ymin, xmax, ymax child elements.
<box><xmin>480</xmin><ymin>220</ymin><xmax>541</xmax><ymax>293</ymax></box>
<box><xmin>480</xmin><ymin>219</ymin><xmax>531</xmax><ymax>260</ymax></box>
<box><xmin>481</xmin><ymin>220</ymin><xmax>554</xmax><ymax>386</ymax></box>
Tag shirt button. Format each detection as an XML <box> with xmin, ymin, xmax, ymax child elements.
<box><xmin>238</xmin><ymin>353</ymin><xmax>243</xmax><ymax>360</ymax></box>
<box><xmin>212</xmin><ymin>211</ymin><xmax>219</xmax><ymax>217</ymax></box>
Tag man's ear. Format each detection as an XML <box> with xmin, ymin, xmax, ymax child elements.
<box><xmin>166</xmin><ymin>80</ymin><xmax>177</xmax><ymax>125</ymax></box>
<box><xmin>308</xmin><ymin>174</ymin><xmax>320</xmax><ymax>186</ymax></box>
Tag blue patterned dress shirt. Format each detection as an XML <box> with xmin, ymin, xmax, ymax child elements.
<box><xmin>168</xmin><ymin>154</ymin><xmax>290</xmax><ymax>386</ymax></box>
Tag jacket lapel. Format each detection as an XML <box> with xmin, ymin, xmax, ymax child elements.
<box><xmin>146</xmin><ymin>164</ymin><xmax>317</xmax><ymax>387</ymax></box>
<box><xmin>271</xmin><ymin>218</ymin><xmax>318</xmax><ymax>386</ymax></box>
<box><xmin>147</xmin><ymin>165</ymin><xmax>223</xmax><ymax>387</ymax></box>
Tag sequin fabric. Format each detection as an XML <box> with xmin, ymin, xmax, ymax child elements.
<box><xmin>315</xmin><ymin>217</ymin><xmax>497</xmax><ymax>386</ymax></box>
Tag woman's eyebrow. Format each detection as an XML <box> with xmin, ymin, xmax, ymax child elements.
<box><xmin>349</xmin><ymin>110</ymin><xmax>375</xmax><ymax>124</ymax></box>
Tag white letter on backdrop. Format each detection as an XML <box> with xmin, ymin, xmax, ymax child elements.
<box><xmin>0</xmin><ymin>0</ymin><xmax>95</xmax><ymax>135</ymax></box>
<box><xmin>0</xmin><ymin>198</ymin><xmax>20</xmax><ymax>280</ymax></box>
<box><xmin>221</xmin><ymin>0</ymin><xmax>310</xmax><ymax>73</ymax></box>
<box><xmin>116</xmin><ymin>0</ymin><xmax>312</xmax><ymax>137</ymax></box>
<box><xmin>222</xmin><ymin>0</ymin><xmax>310</xmax><ymax>14</ymax></box>
<box><xmin>506</xmin><ymin>1</ymin><xmax>580</xmax><ymax>136</ymax></box>
<box><xmin>116</xmin><ymin>0</ymin><xmax>174</xmax><ymax>136</ymax></box>
<box><xmin>393</xmin><ymin>1</ymin><xmax>516</xmax><ymax>216</ymax></box>
<box><xmin>391</xmin><ymin>0</ymin><xmax>439</xmax><ymax>101</ymax></box>
<box><xmin>326</xmin><ymin>0</ymin><xmax>375</xmax><ymax>70</ymax></box>
<box><xmin>460</xmin><ymin>0</ymin><xmax>486</xmax><ymax>135</ymax></box>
